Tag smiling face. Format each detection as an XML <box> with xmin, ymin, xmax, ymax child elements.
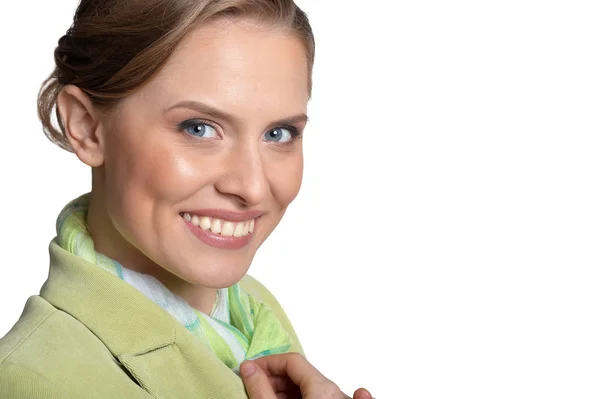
<box><xmin>85</xmin><ymin>18</ymin><xmax>309</xmax><ymax>293</ymax></box>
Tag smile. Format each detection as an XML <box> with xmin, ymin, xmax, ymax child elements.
<box><xmin>181</xmin><ymin>212</ymin><xmax>255</xmax><ymax>237</ymax></box>
<box><xmin>180</xmin><ymin>210</ymin><xmax>261</xmax><ymax>250</ymax></box>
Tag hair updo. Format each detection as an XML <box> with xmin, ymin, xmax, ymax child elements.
<box><xmin>38</xmin><ymin>0</ymin><xmax>315</xmax><ymax>151</ymax></box>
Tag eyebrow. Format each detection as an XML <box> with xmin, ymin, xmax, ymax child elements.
<box><xmin>164</xmin><ymin>100</ymin><xmax>309</xmax><ymax>127</ymax></box>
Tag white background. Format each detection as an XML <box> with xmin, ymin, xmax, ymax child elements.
<box><xmin>1</xmin><ymin>1</ymin><xmax>599</xmax><ymax>398</ymax></box>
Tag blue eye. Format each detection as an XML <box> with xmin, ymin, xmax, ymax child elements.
<box><xmin>263</xmin><ymin>127</ymin><xmax>296</xmax><ymax>143</ymax></box>
<box><xmin>179</xmin><ymin>121</ymin><xmax>218</xmax><ymax>138</ymax></box>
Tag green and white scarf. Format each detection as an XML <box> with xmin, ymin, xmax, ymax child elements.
<box><xmin>56</xmin><ymin>194</ymin><xmax>291</xmax><ymax>374</ymax></box>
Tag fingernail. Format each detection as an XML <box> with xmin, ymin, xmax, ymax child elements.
<box><xmin>240</xmin><ymin>361</ymin><xmax>257</xmax><ymax>378</ymax></box>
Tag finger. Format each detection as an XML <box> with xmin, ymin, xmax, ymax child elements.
<box><xmin>252</xmin><ymin>353</ymin><xmax>326</xmax><ymax>387</ymax></box>
<box><xmin>253</xmin><ymin>353</ymin><xmax>338</xmax><ymax>397</ymax></box>
<box><xmin>276</xmin><ymin>392</ymin><xmax>301</xmax><ymax>399</ymax></box>
<box><xmin>240</xmin><ymin>361</ymin><xmax>277</xmax><ymax>399</ymax></box>
<box><xmin>353</xmin><ymin>388</ymin><xmax>373</xmax><ymax>399</ymax></box>
<box><xmin>267</xmin><ymin>375</ymin><xmax>297</xmax><ymax>393</ymax></box>
<box><xmin>252</xmin><ymin>354</ymin><xmax>320</xmax><ymax>378</ymax></box>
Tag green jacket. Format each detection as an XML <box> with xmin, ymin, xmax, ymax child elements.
<box><xmin>0</xmin><ymin>240</ymin><xmax>303</xmax><ymax>398</ymax></box>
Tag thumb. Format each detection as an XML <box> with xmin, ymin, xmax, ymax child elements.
<box><xmin>240</xmin><ymin>361</ymin><xmax>276</xmax><ymax>399</ymax></box>
<box><xmin>353</xmin><ymin>388</ymin><xmax>373</xmax><ymax>399</ymax></box>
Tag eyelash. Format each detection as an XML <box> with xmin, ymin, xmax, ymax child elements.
<box><xmin>176</xmin><ymin>119</ymin><xmax>303</xmax><ymax>142</ymax></box>
<box><xmin>177</xmin><ymin>119</ymin><xmax>220</xmax><ymax>136</ymax></box>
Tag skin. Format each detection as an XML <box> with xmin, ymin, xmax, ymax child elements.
<box><xmin>241</xmin><ymin>353</ymin><xmax>374</xmax><ymax>399</ymax></box>
<box><xmin>57</xmin><ymin>18</ymin><xmax>308</xmax><ymax>314</ymax></box>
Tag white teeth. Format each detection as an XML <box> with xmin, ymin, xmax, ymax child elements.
<box><xmin>191</xmin><ymin>215</ymin><xmax>201</xmax><ymax>227</ymax></box>
<box><xmin>199</xmin><ymin>217</ymin><xmax>212</xmax><ymax>231</ymax></box>
<box><xmin>233</xmin><ymin>223</ymin><xmax>244</xmax><ymax>237</ymax></box>
<box><xmin>182</xmin><ymin>213</ymin><xmax>256</xmax><ymax>237</ymax></box>
<box><xmin>221</xmin><ymin>221</ymin><xmax>235</xmax><ymax>237</ymax></box>
<box><xmin>210</xmin><ymin>219</ymin><xmax>222</xmax><ymax>234</ymax></box>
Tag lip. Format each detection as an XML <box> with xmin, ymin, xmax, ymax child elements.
<box><xmin>181</xmin><ymin>211</ymin><xmax>260</xmax><ymax>250</ymax></box>
<box><xmin>184</xmin><ymin>209</ymin><xmax>264</xmax><ymax>222</ymax></box>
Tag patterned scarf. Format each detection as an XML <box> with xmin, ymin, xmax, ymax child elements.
<box><xmin>56</xmin><ymin>194</ymin><xmax>291</xmax><ymax>374</ymax></box>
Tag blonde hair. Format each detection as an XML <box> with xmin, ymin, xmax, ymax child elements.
<box><xmin>38</xmin><ymin>0</ymin><xmax>315</xmax><ymax>151</ymax></box>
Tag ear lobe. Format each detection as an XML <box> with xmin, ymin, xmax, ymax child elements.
<box><xmin>57</xmin><ymin>85</ymin><xmax>105</xmax><ymax>167</ymax></box>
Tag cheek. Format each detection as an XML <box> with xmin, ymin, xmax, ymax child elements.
<box><xmin>104</xmin><ymin>128</ymin><xmax>202</xmax><ymax>203</ymax></box>
<box><xmin>268</xmin><ymin>153</ymin><xmax>304</xmax><ymax>207</ymax></box>
<box><xmin>139</xmin><ymin>152</ymin><xmax>201</xmax><ymax>201</ymax></box>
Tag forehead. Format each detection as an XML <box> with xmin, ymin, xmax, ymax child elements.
<box><xmin>134</xmin><ymin>18</ymin><xmax>309</xmax><ymax>117</ymax></box>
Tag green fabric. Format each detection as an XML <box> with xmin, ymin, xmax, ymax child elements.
<box><xmin>55</xmin><ymin>193</ymin><xmax>291</xmax><ymax>373</ymax></box>
<box><xmin>0</xmin><ymin>241</ymin><xmax>304</xmax><ymax>398</ymax></box>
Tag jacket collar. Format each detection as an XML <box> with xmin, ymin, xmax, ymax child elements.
<box><xmin>40</xmin><ymin>239</ymin><xmax>246</xmax><ymax>397</ymax></box>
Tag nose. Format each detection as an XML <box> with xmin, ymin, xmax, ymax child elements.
<box><xmin>214</xmin><ymin>141</ymin><xmax>270</xmax><ymax>207</ymax></box>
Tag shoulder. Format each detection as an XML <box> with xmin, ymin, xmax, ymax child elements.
<box><xmin>0</xmin><ymin>295</ymin><xmax>111</xmax><ymax>365</ymax></box>
<box><xmin>0</xmin><ymin>296</ymin><xmax>145</xmax><ymax>398</ymax></box>
<box><xmin>0</xmin><ymin>362</ymin><xmax>67</xmax><ymax>398</ymax></box>
<box><xmin>240</xmin><ymin>275</ymin><xmax>304</xmax><ymax>355</ymax></box>
<box><xmin>0</xmin><ymin>295</ymin><xmax>58</xmax><ymax>364</ymax></box>
<box><xmin>0</xmin><ymin>296</ymin><xmax>68</xmax><ymax>398</ymax></box>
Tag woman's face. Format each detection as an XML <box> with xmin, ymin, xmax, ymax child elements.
<box><xmin>94</xmin><ymin>19</ymin><xmax>309</xmax><ymax>289</ymax></box>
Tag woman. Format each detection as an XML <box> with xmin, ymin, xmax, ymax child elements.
<box><xmin>0</xmin><ymin>0</ymin><xmax>372</xmax><ymax>398</ymax></box>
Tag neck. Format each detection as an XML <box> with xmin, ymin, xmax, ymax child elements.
<box><xmin>86</xmin><ymin>187</ymin><xmax>217</xmax><ymax>314</ymax></box>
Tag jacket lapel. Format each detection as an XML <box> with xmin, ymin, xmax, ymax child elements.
<box><xmin>40</xmin><ymin>240</ymin><xmax>248</xmax><ymax>398</ymax></box>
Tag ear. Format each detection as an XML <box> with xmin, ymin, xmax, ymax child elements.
<box><xmin>57</xmin><ymin>85</ymin><xmax>105</xmax><ymax>167</ymax></box>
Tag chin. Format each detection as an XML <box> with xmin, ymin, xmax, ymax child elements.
<box><xmin>177</xmin><ymin>258</ymin><xmax>252</xmax><ymax>289</ymax></box>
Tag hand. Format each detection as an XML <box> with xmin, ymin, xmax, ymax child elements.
<box><xmin>240</xmin><ymin>353</ymin><xmax>373</xmax><ymax>399</ymax></box>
